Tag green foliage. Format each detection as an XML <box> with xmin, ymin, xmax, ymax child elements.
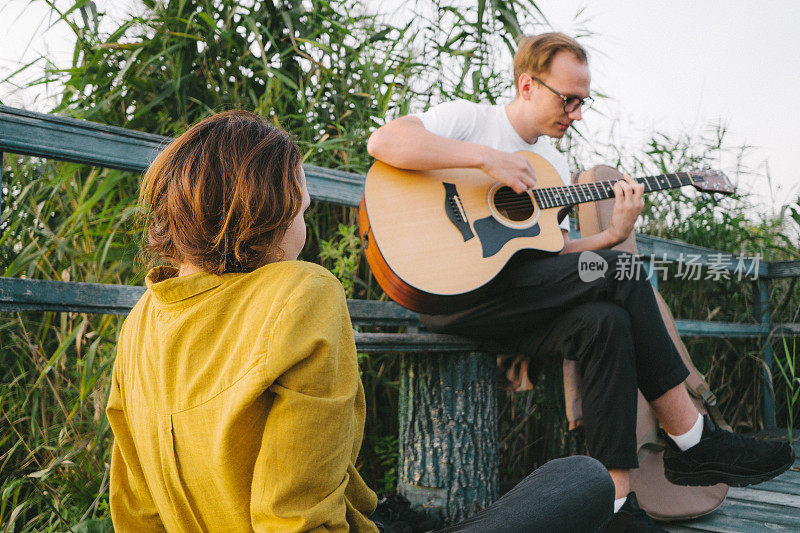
<box><xmin>2</xmin><ymin>0</ymin><xmax>798</xmax><ymax>529</ymax></box>
<box><xmin>318</xmin><ymin>223</ymin><xmax>362</xmax><ymax>297</ymax></box>
<box><xmin>775</xmin><ymin>338</ymin><xmax>799</xmax><ymax>442</ymax></box>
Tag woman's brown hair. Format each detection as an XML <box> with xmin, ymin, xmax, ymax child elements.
<box><xmin>139</xmin><ymin>110</ymin><xmax>303</xmax><ymax>274</ymax></box>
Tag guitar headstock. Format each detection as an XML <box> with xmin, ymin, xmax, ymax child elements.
<box><xmin>689</xmin><ymin>169</ymin><xmax>734</xmax><ymax>196</ymax></box>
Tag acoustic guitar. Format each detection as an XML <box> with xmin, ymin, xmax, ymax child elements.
<box><xmin>358</xmin><ymin>151</ymin><xmax>734</xmax><ymax>314</ymax></box>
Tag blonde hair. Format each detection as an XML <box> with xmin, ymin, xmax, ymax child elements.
<box><xmin>513</xmin><ymin>33</ymin><xmax>588</xmax><ymax>88</ymax></box>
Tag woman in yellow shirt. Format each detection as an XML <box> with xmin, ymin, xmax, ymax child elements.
<box><xmin>107</xmin><ymin>110</ymin><xmax>378</xmax><ymax>531</ymax></box>
<box><xmin>108</xmin><ymin>110</ymin><xmax>614</xmax><ymax>532</ymax></box>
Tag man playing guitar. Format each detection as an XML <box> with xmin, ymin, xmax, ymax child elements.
<box><xmin>367</xmin><ymin>33</ymin><xmax>793</xmax><ymax>531</ymax></box>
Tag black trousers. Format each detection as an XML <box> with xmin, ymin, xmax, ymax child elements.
<box><xmin>420</xmin><ymin>250</ymin><xmax>690</xmax><ymax>469</ymax></box>
<box><xmin>371</xmin><ymin>457</ymin><xmax>613</xmax><ymax>533</ymax></box>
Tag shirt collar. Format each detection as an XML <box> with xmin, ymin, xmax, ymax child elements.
<box><xmin>145</xmin><ymin>266</ymin><xmax>224</xmax><ymax>304</ymax></box>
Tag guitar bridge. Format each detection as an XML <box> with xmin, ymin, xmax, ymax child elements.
<box><xmin>443</xmin><ymin>182</ymin><xmax>475</xmax><ymax>242</ymax></box>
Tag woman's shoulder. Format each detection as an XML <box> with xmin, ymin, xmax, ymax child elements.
<box><xmin>246</xmin><ymin>260</ymin><xmax>345</xmax><ymax>301</ymax></box>
<box><xmin>256</xmin><ymin>260</ymin><xmax>339</xmax><ymax>284</ymax></box>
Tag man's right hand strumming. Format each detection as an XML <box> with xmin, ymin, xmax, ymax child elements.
<box><xmin>479</xmin><ymin>147</ymin><xmax>538</xmax><ymax>193</ymax></box>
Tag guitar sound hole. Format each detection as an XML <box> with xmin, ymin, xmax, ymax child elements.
<box><xmin>493</xmin><ymin>186</ymin><xmax>534</xmax><ymax>222</ymax></box>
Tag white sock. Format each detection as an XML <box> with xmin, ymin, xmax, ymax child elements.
<box><xmin>668</xmin><ymin>413</ymin><xmax>704</xmax><ymax>451</ymax></box>
<box><xmin>613</xmin><ymin>496</ymin><xmax>627</xmax><ymax>513</ymax></box>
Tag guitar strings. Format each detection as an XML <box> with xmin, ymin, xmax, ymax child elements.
<box><xmin>493</xmin><ymin>175</ymin><xmax>693</xmax><ymax>210</ymax></box>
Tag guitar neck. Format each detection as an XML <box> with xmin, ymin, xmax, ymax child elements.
<box><xmin>532</xmin><ymin>172</ymin><xmax>694</xmax><ymax>209</ymax></box>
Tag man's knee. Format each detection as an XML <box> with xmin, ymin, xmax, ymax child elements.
<box><xmin>573</xmin><ymin>301</ymin><xmax>632</xmax><ymax>337</ymax></box>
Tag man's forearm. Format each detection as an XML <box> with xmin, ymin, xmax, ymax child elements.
<box><xmin>367</xmin><ymin>117</ymin><xmax>487</xmax><ymax>170</ymax></box>
<box><xmin>559</xmin><ymin>229</ymin><xmax>621</xmax><ymax>254</ymax></box>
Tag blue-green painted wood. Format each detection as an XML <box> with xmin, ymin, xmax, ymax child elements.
<box><xmin>726</xmin><ymin>486</ymin><xmax>800</xmax><ymax>509</ymax></box>
<box><xmin>703</xmin><ymin>498</ymin><xmax>800</xmax><ymax>526</ymax></box>
<box><xmin>635</xmin><ymin>234</ymin><xmax>768</xmax><ymax>278</ymax></box>
<box><xmin>0</xmin><ymin>105</ymin><xmax>364</xmax><ymax>206</ymax></box>
<box><xmin>746</xmin><ymin>477</ymin><xmax>800</xmax><ymax>495</ymax></box>
<box><xmin>0</xmin><ymin>277</ymin><xmax>145</xmax><ymax>314</ymax></box>
<box><xmin>7</xmin><ymin>277</ymin><xmax>800</xmax><ymax>341</ymax></box>
<box><xmin>645</xmin><ymin>256</ymin><xmax>659</xmax><ymax>290</ymax></box>
<box><xmin>668</xmin><ymin>510</ymin><xmax>800</xmax><ymax>532</ymax></box>
<box><xmin>1</xmin><ymin>150</ymin><xmax>3</xmax><ymax>223</ymax></box>
<box><xmin>354</xmin><ymin>332</ymin><xmax>479</xmax><ymax>352</ymax></box>
<box><xmin>0</xmin><ymin>277</ymin><xmax>418</xmax><ymax>324</ymax></box>
<box><xmin>0</xmin><ymin>105</ymin><xmax>169</xmax><ymax>172</ymax></box>
<box><xmin>758</xmin><ymin>278</ymin><xmax>776</xmax><ymax>428</ymax></box>
<box><xmin>767</xmin><ymin>260</ymin><xmax>800</xmax><ymax>279</ymax></box>
<box><xmin>673</xmin><ymin>319</ymin><xmax>766</xmax><ymax>337</ymax></box>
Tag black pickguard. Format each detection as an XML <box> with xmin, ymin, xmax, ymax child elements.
<box><xmin>472</xmin><ymin>216</ymin><xmax>540</xmax><ymax>258</ymax></box>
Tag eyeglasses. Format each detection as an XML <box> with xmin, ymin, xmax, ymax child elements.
<box><xmin>530</xmin><ymin>76</ymin><xmax>594</xmax><ymax>114</ymax></box>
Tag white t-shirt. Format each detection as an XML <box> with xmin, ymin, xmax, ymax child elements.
<box><xmin>413</xmin><ymin>99</ymin><xmax>571</xmax><ymax>231</ymax></box>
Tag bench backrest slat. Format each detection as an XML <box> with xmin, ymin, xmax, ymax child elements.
<box><xmin>0</xmin><ymin>105</ymin><xmax>365</xmax><ymax>207</ymax></box>
<box><xmin>5</xmin><ymin>277</ymin><xmax>799</xmax><ymax>338</ymax></box>
<box><xmin>0</xmin><ymin>277</ymin><xmax>420</xmax><ymax>326</ymax></box>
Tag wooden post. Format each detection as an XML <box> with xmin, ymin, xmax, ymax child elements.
<box><xmin>757</xmin><ymin>279</ymin><xmax>776</xmax><ymax>429</ymax></box>
<box><xmin>398</xmin><ymin>351</ymin><xmax>498</xmax><ymax>525</ymax></box>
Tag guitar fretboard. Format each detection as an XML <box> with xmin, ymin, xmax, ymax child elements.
<box><xmin>531</xmin><ymin>172</ymin><xmax>694</xmax><ymax>209</ymax></box>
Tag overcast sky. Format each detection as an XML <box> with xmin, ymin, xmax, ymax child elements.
<box><xmin>2</xmin><ymin>1</ymin><xmax>798</xmax><ymax>213</ymax></box>
<box><xmin>538</xmin><ymin>0</ymin><xmax>799</xmax><ymax>215</ymax></box>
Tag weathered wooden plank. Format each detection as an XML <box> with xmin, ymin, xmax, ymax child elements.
<box><xmin>774</xmin><ymin>323</ymin><xmax>800</xmax><ymax>337</ymax></box>
<box><xmin>767</xmin><ymin>260</ymin><xmax>800</xmax><ymax>279</ymax></box>
<box><xmin>303</xmin><ymin>164</ymin><xmax>363</xmax><ymax>207</ymax></box>
<box><xmin>0</xmin><ymin>105</ymin><xmax>364</xmax><ymax>206</ymax></box>
<box><xmin>0</xmin><ymin>278</ymin><xmax>484</xmax><ymax>351</ymax></box>
<box><xmin>706</xmin><ymin>498</ymin><xmax>800</xmax><ymax>526</ymax></box>
<box><xmin>674</xmin><ymin>319</ymin><xmax>767</xmax><ymax>337</ymax></box>
<box><xmin>726</xmin><ymin>486</ymin><xmax>800</xmax><ymax>507</ymax></box>
<box><xmin>663</xmin><ymin>525</ymin><xmax>720</xmax><ymax>533</ymax></box>
<box><xmin>746</xmin><ymin>477</ymin><xmax>800</xmax><ymax>495</ymax></box>
<box><xmin>347</xmin><ymin>299</ymin><xmax>419</xmax><ymax>326</ymax></box>
<box><xmin>0</xmin><ymin>105</ymin><xmax>168</xmax><ymax>172</ymax></box>
<box><xmin>0</xmin><ymin>277</ymin><xmax>145</xmax><ymax>314</ymax></box>
<box><xmin>665</xmin><ymin>514</ymin><xmax>798</xmax><ymax>532</ymax></box>
<box><xmin>353</xmin><ymin>332</ymin><xmax>479</xmax><ymax>352</ymax></box>
<box><xmin>636</xmin><ymin>234</ymin><xmax>769</xmax><ymax>278</ymax></box>
<box><xmin>0</xmin><ymin>277</ymin><xmax>424</xmax><ymax>325</ymax></box>
<box><xmin>7</xmin><ymin>278</ymin><xmax>800</xmax><ymax>344</ymax></box>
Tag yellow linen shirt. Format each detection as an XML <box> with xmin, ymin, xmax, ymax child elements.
<box><xmin>107</xmin><ymin>261</ymin><xmax>378</xmax><ymax>532</ymax></box>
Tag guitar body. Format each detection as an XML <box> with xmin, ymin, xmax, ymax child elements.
<box><xmin>359</xmin><ymin>151</ymin><xmax>567</xmax><ymax>314</ymax></box>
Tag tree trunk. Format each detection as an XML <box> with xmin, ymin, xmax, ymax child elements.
<box><xmin>398</xmin><ymin>351</ymin><xmax>498</xmax><ymax>525</ymax></box>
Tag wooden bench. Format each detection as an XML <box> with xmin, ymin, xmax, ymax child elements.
<box><xmin>2</xmin><ymin>105</ymin><xmax>799</xmax><ymax>525</ymax></box>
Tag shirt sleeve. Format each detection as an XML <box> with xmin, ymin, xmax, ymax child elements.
<box><xmin>411</xmin><ymin>99</ymin><xmax>480</xmax><ymax>141</ymax></box>
<box><xmin>250</xmin><ymin>274</ymin><xmax>376</xmax><ymax>532</ymax></box>
<box><xmin>107</xmin><ymin>327</ymin><xmax>167</xmax><ymax>532</ymax></box>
